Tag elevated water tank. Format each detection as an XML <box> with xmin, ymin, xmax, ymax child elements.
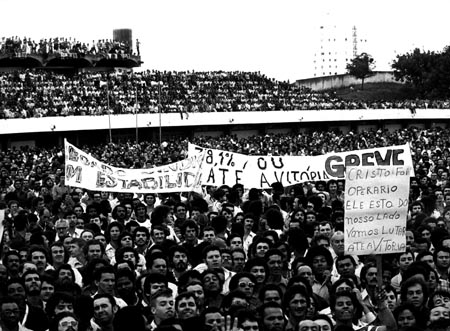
<box><xmin>113</xmin><ymin>29</ymin><xmax>133</xmax><ymax>50</ymax></box>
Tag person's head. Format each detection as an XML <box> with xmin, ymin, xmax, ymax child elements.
<box><xmin>103</xmin><ymin>219</ymin><xmax>120</xmax><ymax>240</ymax></box>
<box><xmin>400</xmin><ymin>276</ymin><xmax>428</xmax><ymax>309</ymax></box>
<box><xmin>169</xmin><ymin>245</ymin><xmax>189</xmax><ymax>272</ymax></box>
<box><xmin>335</xmin><ymin>255</ymin><xmax>357</xmax><ymax>278</ymax></box>
<box><xmin>330</xmin><ymin>231</ymin><xmax>344</xmax><ymax>256</ymax></box>
<box><xmin>93</xmin><ymin>293</ymin><xmax>118</xmax><ymax>326</ymax></box>
<box><xmin>113</xmin><ymin>306</ymin><xmax>146</xmax><ymax>331</ymax></box>
<box><xmin>182</xmin><ymin>220</ymin><xmax>199</xmax><ymax>242</ymax></box>
<box><xmin>411</xmin><ymin>201</ymin><xmax>424</xmax><ymax>215</ymax></box>
<box><xmin>203</xmin><ymin>245</ymin><xmax>222</xmax><ymax>269</ymax></box>
<box><xmin>50</xmin><ymin>242</ymin><xmax>68</xmax><ymax>266</ymax></box>
<box><xmin>265</xmin><ymin>249</ymin><xmax>284</xmax><ymax>278</ymax></box>
<box><xmin>45</xmin><ymin>292</ymin><xmax>75</xmax><ymax>318</ymax></box>
<box><xmin>259</xmin><ymin>284</ymin><xmax>283</xmax><ymax>306</ymax></box>
<box><xmin>28</xmin><ymin>245</ymin><xmax>48</xmax><ymax>273</ymax></box>
<box><xmin>435</xmin><ymin>246</ymin><xmax>450</xmax><ymax>270</ymax></box>
<box><xmin>142</xmin><ymin>273</ymin><xmax>168</xmax><ymax>303</ymax></box>
<box><xmin>202</xmin><ymin>226</ymin><xmax>216</xmax><ymax>243</ymax></box>
<box><xmin>0</xmin><ymin>297</ymin><xmax>22</xmax><ymax>329</ymax></box>
<box><xmin>430</xmin><ymin>290</ymin><xmax>450</xmax><ymax>310</ymax></box>
<box><xmin>175</xmin><ymin>202</ymin><xmax>187</xmax><ymax>220</ymax></box>
<box><xmin>252</xmin><ymin>237</ymin><xmax>272</xmax><ymax>259</ymax></box>
<box><xmin>150</xmin><ymin>288</ymin><xmax>175</xmax><ymax>324</ymax></box>
<box><xmin>203</xmin><ymin>307</ymin><xmax>224</xmax><ymax>330</ymax></box>
<box><xmin>55</xmin><ymin>219</ymin><xmax>70</xmax><ymax>238</ymax></box>
<box><xmin>40</xmin><ymin>275</ymin><xmax>55</xmax><ymax>302</ymax></box>
<box><xmin>313</xmin><ymin>314</ymin><xmax>333</xmax><ymax>331</ymax></box>
<box><xmin>228</xmin><ymin>233</ymin><xmax>243</xmax><ymax>250</ymax></box>
<box><xmin>311</xmin><ymin>234</ymin><xmax>330</xmax><ymax>248</ymax></box>
<box><xmin>236</xmin><ymin>309</ymin><xmax>259</xmax><ymax>331</ymax></box>
<box><xmin>259</xmin><ymin>301</ymin><xmax>285</xmax><ymax>331</ymax></box>
<box><xmin>68</xmin><ymin>238</ymin><xmax>85</xmax><ymax>258</ymax></box>
<box><xmin>202</xmin><ymin>269</ymin><xmax>224</xmax><ymax>294</ymax></box>
<box><xmin>283</xmin><ymin>285</ymin><xmax>309</xmax><ymax>321</ymax></box>
<box><xmin>3</xmin><ymin>251</ymin><xmax>20</xmax><ymax>275</ymax></box>
<box><xmin>360</xmin><ymin>262</ymin><xmax>378</xmax><ymax>289</ymax></box>
<box><xmin>231</xmin><ymin>248</ymin><xmax>246</xmax><ymax>273</ymax></box>
<box><xmin>244</xmin><ymin>258</ymin><xmax>269</xmax><ymax>285</ymax></box>
<box><xmin>229</xmin><ymin>272</ymin><xmax>257</xmax><ymax>299</ymax></box>
<box><xmin>118</xmin><ymin>231</ymin><xmax>134</xmax><ymax>248</ymax></box>
<box><xmin>331</xmin><ymin>278</ymin><xmax>357</xmax><ymax>296</ymax></box>
<box><xmin>185</xmin><ymin>280</ymin><xmax>205</xmax><ymax>311</ymax></box>
<box><xmin>429</xmin><ymin>305</ymin><xmax>450</xmax><ymax>325</ymax></box>
<box><xmin>83</xmin><ymin>239</ymin><xmax>105</xmax><ymax>261</ymax></box>
<box><xmin>94</xmin><ymin>265</ymin><xmax>116</xmax><ymax>295</ymax></box>
<box><xmin>151</xmin><ymin>205</ymin><xmax>172</xmax><ymax>226</ymax></box>
<box><xmin>295</xmin><ymin>265</ymin><xmax>314</xmax><ymax>286</ymax></box>
<box><xmin>81</xmin><ymin>229</ymin><xmax>95</xmax><ymax>242</ymax></box>
<box><xmin>393</xmin><ymin>303</ymin><xmax>421</xmax><ymax>330</ymax></box>
<box><xmin>133</xmin><ymin>226</ymin><xmax>150</xmax><ymax>247</ymax></box>
<box><xmin>56</xmin><ymin>263</ymin><xmax>75</xmax><ymax>285</ymax></box>
<box><xmin>330</xmin><ymin>290</ymin><xmax>363</xmax><ymax>324</ymax></box>
<box><xmin>146</xmin><ymin>252</ymin><xmax>168</xmax><ymax>275</ymax></box>
<box><xmin>22</xmin><ymin>269</ymin><xmax>41</xmax><ymax>295</ymax></box>
<box><xmin>385</xmin><ymin>284</ymin><xmax>398</xmax><ymax>311</ymax></box>
<box><xmin>151</xmin><ymin>225</ymin><xmax>168</xmax><ymax>245</ymax></box>
<box><xmin>318</xmin><ymin>221</ymin><xmax>333</xmax><ymax>238</ymax></box>
<box><xmin>298</xmin><ymin>320</ymin><xmax>319</xmax><ymax>331</ymax></box>
<box><xmin>6</xmin><ymin>278</ymin><xmax>26</xmax><ymax>302</ymax></box>
<box><xmin>243</xmin><ymin>213</ymin><xmax>256</xmax><ymax>232</ymax></box>
<box><xmin>175</xmin><ymin>291</ymin><xmax>198</xmax><ymax>320</ymax></box>
<box><xmin>115</xmin><ymin>268</ymin><xmax>136</xmax><ymax>300</ymax></box>
<box><xmin>304</xmin><ymin>246</ymin><xmax>333</xmax><ymax>277</ymax></box>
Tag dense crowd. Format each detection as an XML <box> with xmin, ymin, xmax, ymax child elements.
<box><xmin>0</xmin><ymin>126</ymin><xmax>450</xmax><ymax>331</ymax></box>
<box><xmin>1</xmin><ymin>69</ymin><xmax>450</xmax><ymax>119</ymax></box>
<box><xmin>0</xmin><ymin>36</ymin><xmax>137</xmax><ymax>58</ymax></box>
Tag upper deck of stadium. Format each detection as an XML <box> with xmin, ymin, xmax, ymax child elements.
<box><xmin>1</xmin><ymin>35</ymin><xmax>449</xmax><ymax>149</ymax></box>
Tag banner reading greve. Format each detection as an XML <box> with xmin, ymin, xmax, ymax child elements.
<box><xmin>189</xmin><ymin>143</ymin><xmax>414</xmax><ymax>188</ymax></box>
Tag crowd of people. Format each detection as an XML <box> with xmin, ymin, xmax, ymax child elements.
<box><xmin>0</xmin><ymin>125</ymin><xmax>450</xmax><ymax>331</ymax></box>
<box><xmin>1</xmin><ymin>69</ymin><xmax>450</xmax><ymax>119</ymax></box>
<box><xmin>0</xmin><ymin>36</ymin><xmax>137</xmax><ymax>58</ymax></box>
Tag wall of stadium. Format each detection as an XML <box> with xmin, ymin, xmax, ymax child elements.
<box><xmin>0</xmin><ymin>108</ymin><xmax>448</xmax><ymax>149</ymax></box>
<box><xmin>295</xmin><ymin>71</ymin><xmax>398</xmax><ymax>91</ymax></box>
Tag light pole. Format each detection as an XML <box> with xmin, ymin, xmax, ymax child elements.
<box><xmin>135</xmin><ymin>87</ymin><xmax>138</xmax><ymax>144</ymax></box>
<box><xmin>107</xmin><ymin>79</ymin><xmax>112</xmax><ymax>143</ymax></box>
<box><xmin>158</xmin><ymin>82</ymin><xmax>162</xmax><ymax>146</ymax></box>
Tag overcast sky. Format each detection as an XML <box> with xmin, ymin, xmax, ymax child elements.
<box><xmin>1</xmin><ymin>0</ymin><xmax>449</xmax><ymax>81</ymax></box>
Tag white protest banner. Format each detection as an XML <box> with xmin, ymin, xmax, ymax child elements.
<box><xmin>188</xmin><ymin>143</ymin><xmax>250</xmax><ymax>186</ymax></box>
<box><xmin>344</xmin><ymin>165</ymin><xmax>411</xmax><ymax>255</ymax></box>
<box><xmin>190</xmin><ymin>143</ymin><xmax>414</xmax><ymax>189</ymax></box>
<box><xmin>245</xmin><ymin>144</ymin><xmax>414</xmax><ymax>188</ymax></box>
<box><xmin>65</xmin><ymin>140</ymin><xmax>205</xmax><ymax>193</ymax></box>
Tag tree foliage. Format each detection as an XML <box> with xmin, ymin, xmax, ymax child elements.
<box><xmin>346</xmin><ymin>53</ymin><xmax>376</xmax><ymax>90</ymax></box>
<box><xmin>392</xmin><ymin>47</ymin><xmax>450</xmax><ymax>98</ymax></box>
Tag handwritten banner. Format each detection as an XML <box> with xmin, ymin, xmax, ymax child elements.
<box><xmin>65</xmin><ymin>140</ymin><xmax>205</xmax><ymax>193</ymax></box>
<box><xmin>344</xmin><ymin>165</ymin><xmax>410</xmax><ymax>255</ymax></box>
<box><xmin>189</xmin><ymin>143</ymin><xmax>414</xmax><ymax>188</ymax></box>
<box><xmin>188</xmin><ymin>143</ymin><xmax>250</xmax><ymax>186</ymax></box>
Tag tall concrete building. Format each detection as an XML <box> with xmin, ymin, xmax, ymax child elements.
<box><xmin>312</xmin><ymin>22</ymin><xmax>368</xmax><ymax>78</ymax></box>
